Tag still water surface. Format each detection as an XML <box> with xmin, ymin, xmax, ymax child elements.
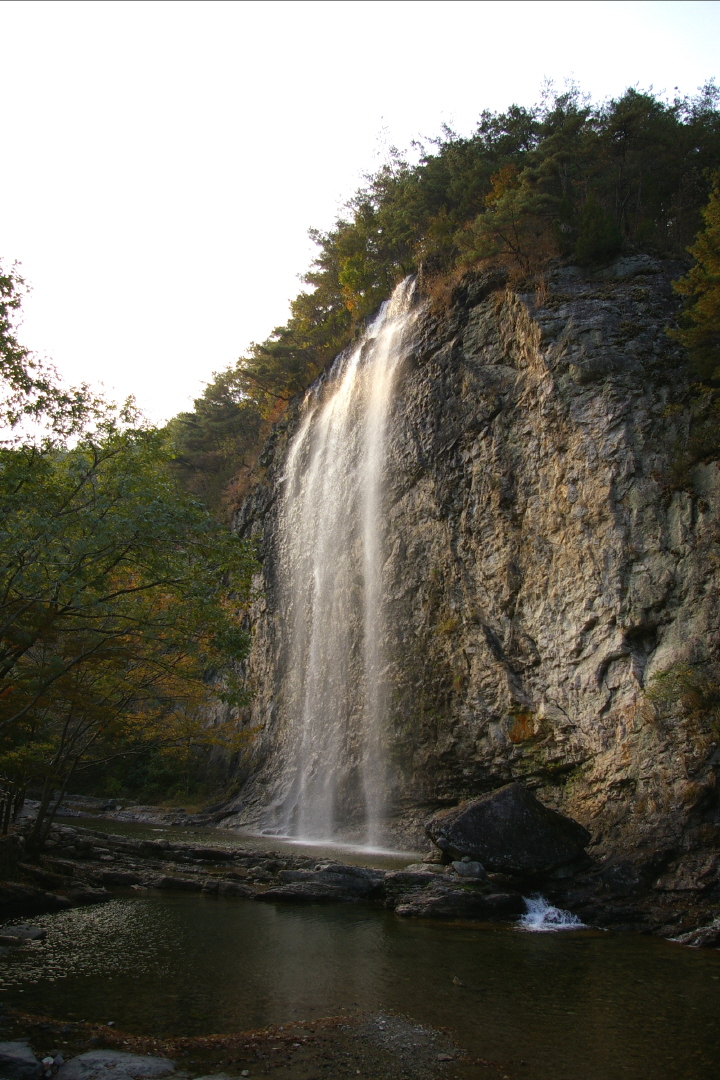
<box><xmin>0</xmin><ymin>891</ymin><xmax>718</xmax><ymax>1080</ymax></box>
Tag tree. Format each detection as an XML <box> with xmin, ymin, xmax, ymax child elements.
<box><xmin>672</xmin><ymin>171</ymin><xmax>720</xmax><ymax>381</ymax></box>
<box><xmin>0</xmin><ymin>261</ymin><xmax>115</xmax><ymax>438</ymax></box>
<box><xmin>0</xmin><ymin>427</ymin><xmax>256</xmax><ymax>843</ymax></box>
<box><xmin>0</xmin><ymin>275</ymin><xmax>257</xmax><ymax>844</ymax></box>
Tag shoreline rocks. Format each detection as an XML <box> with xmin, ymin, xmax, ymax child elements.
<box><xmin>0</xmin><ymin>810</ymin><xmax>716</xmax><ymax>945</ymax></box>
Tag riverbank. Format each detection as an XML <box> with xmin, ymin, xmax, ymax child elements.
<box><xmin>0</xmin><ymin>818</ymin><xmax>718</xmax><ymax>945</ymax></box>
<box><xmin>0</xmin><ymin>1007</ymin><xmax>505</xmax><ymax>1080</ymax></box>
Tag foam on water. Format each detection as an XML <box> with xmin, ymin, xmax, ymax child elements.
<box><xmin>519</xmin><ymin>894</ymin><xmax>586</xmax><ymax>932</ymax></box>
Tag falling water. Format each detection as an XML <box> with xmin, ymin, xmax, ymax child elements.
<box><xmin>263</xmin><ymin>277</ymin><xmax>419</xmax><ymax>846</ymax></box>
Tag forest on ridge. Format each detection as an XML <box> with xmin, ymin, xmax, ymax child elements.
<box><xmin>171</xmin><ymin>83</ymin><xmax>720</xmax><ymax>513</ymax></box>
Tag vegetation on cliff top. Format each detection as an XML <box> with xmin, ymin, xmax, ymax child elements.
<box><xmin>172</xmin><ymin>83</ymin><xmax>720</xmax><ymax>513</ymax></box>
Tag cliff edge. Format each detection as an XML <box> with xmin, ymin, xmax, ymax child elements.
<box><xmin>230</xmin><ymin>256</ymin><xmax>720</xmax><ymax>927</ymax></box>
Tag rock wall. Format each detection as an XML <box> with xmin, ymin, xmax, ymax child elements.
<box><xmin>230</xmin><ymin>256</ymin><xmax>720</xmax><ymax>862</ymax></box>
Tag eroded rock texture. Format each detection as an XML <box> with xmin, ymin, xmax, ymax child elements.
<box><xmin>231</xmin><ymin>257</ymin><xmax>720</xmax><ymax>865</ymax></box>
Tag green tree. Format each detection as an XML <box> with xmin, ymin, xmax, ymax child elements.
<box><xmin>0</xmin><ymin>428</ymin><xmax>256</xmax><ymax>843</ymax></box>
<box><xmin>0</xmin><ymin>274</ymin><xmax>257</xmax><ymax>843</ymax></box>
<box><xmin>672</xmin><ymin>171</ymin><xmax>720</xmax><ymax>380</ymax></box>
<box><xmin>574</xmin><ymin>195</ymin><xmax>622</xmax><ymax>264</ymax></box>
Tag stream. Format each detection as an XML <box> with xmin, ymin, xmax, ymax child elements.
<box><xmin>0</xmin><ymin>821</ymin><xmax>718</xmax><ymax>1080</ymax></box>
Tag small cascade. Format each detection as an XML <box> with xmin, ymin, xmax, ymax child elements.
<box><xmin>519</xmin><ymin>895</ymin><xmax>586</xmax><ymax>932</ymax></box>
<box><xmin>263</xmin><ymin>277</ymin><xmax>420</xmax><ymax>846</ymax></box>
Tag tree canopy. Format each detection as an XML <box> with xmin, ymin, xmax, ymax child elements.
<box><xmin>172</xmin><ymin>83</ymin><xmax>720</xmax><ymax>511</ymax></box>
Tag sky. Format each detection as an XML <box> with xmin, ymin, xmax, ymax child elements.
<box><xmin>1</xmin><ymin>0</ymin><xmax>719</xmax><ymax>423</ymax></box>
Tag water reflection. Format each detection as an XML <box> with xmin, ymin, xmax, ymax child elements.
<box><xmin>1</xmin><ymin>894</ymin><xmax>719</xmax><ymax>1080</ymax></box>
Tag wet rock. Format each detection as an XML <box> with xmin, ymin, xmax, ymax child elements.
<box><xmin>255</xmin><ymin>882</ymin><xmax>350</xmax><ymax>903</ymax></box>
<box><xmin>188</xmin><ymin>847</ymin><xmax>234</xmax><ymax>861</ymax></box>
<box><xmin>16</xmin><ymin>865</ymin><xmax>68</xmax><ymax>890</ymax></box>
<box><xmin>384</xmin><ymin>870</ymin><xmax>443</xmax><ymax>908</ymax></box>
<box><xmin>653</xmin><ymin>853</ymin><xmax>718</xmax><ymax>892</ymax></box>
<box><xmin>155</xmin><ymin>875</ymin><xmax>203</xmax><ymax>891</ymax></box>
<box><xmin>215</xmin><ymin>880</ymin><xmax>255</xmax><ymax>898</ymax></box>
<box><xmin>56</xmin><ymin>1051</ymin><xmax>175</xmax><ymax>1080</ymax></box>
<box><xmin>91</xmin><ymin>870</ymin><xmax>142</xmax><ymax>887</ymax></box>
<box><xmin>67</xmin><ymin>887</ymin><xmax>111</xmax><ymax>906</ymax></box>
<box><xmin>451</xmin><ymin>859</ymin><xmax>489</xmax><ymax>882</ymax></box>
<box><xmin>0</xmin><ymin>924</ymin><xmax>47</xmax><ymax>942</ymax></box>
<box><xmin>425</xmin><ymin>783</ymin><xmax>590</xmax><ymax>874</ymax></box>
<box><xmin>278</xmin><ymin>864</ymin><xmax>384</xmax><ymax>899</ymax></box>
<box><xmin>673</xmin><ymin>917</ymin><xmax>720</xmax><ymax>947</ymax></box>
<box><xmin>138</xmin><ymin>840</ymin><xmax>170</xmax><ymax>857</ymax></box>
<box><xmin>0</xmin><ymin>884</ymin><xmax>72</xmax><ymax>912</ymax></box>
<box><xmin>395</xmin><ymin>886</ymin><xmax>524</xmax><ymax>920</ymax></box>
<box><xmin>0</xmin><ymin>1040</ymin><xmax>42</xmax><ymax>1079</ymax></box>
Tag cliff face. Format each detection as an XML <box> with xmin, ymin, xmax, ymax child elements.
<box><xmin>231</xmin><ymin>256</ymin><xmax>720</xmax><ymax>866</ymax></box>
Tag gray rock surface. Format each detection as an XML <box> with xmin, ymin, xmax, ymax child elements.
<box><xmin>673</xmin><ymin>916</ymin><xmax>720</xmax><ymax>947</ymax></box>
<box><xmin>230</xmin><ymin>258</ymin><xmax>720</xmax><ymax>872</ymax></box>
<box><xmin>0</xmin><ymin>1040</ymin><xmax>41</xmax><ymax>1079</ymax></box>
<box><xmin>255</xmin><ymin>881</ymin><xmax>350</xmax><ymax>902</ymax></box>
<box><xmin>56</xmin><ymin>1051</ymin><xmax>174</xmax><ymax>1080</ymax></box>
<box><xmin>394</xmin><ymin>886</ymin><xmax>524</xmax><ymax>920</ymax></box>
<box><xmin>426</xmin><ymin>782</ymin><xmax>590</xmax><ymax>872</ymax></box>
<box><xmin>277</xmin><ymin>863</ymin><xmax>385</xmax><ymax>899</ymax></box>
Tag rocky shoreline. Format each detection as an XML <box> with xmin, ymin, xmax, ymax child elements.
<box><xmin>0</xmin><ymin>811</ymin><xmax>716</xmax><ymax>946</ymax></box>
<box><xmin>0</xmin><ymin>1008</ymin><xmax>502</xmax><ymax>1080</ymax></box>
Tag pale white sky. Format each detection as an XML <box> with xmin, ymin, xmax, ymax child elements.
<box><xmin>1</xmin><ymin>0</ymin><xmax>718</xmax><ymax>422</ymax></box>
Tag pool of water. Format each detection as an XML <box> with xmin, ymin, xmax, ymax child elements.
<box><xmin>1</xmin><ymin>892</ymin><xmax>718</xmax><ymax>1080</ymax></box>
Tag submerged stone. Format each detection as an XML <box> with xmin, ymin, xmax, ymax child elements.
<box><xmin>425</xmin><ymin>783</ymin><xmax>590</xmax><ymax>874</ymax></box>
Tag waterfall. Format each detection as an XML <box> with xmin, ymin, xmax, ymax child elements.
<box><xmin>263</xmin><ymin>277</ymin><xmax>419</xmax><ymax>847</ymax></box>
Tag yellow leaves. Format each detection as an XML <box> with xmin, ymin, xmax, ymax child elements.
<box><xmin>484</xmin><ymin>164</ymin><xmax>520</xmax><ymax>209</ymax></box>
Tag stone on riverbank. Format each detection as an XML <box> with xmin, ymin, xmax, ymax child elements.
<box><xmin>155</xmin><ymin>875</ymin><xmax>203</xmax><ymax>891</ymax></box>
<box><xmin>277</xmin><ymin>863</ymin><xmax>384</xmax><ymax>899</ymax></box>
<box><xmin>56</xmin><ymin>1051</ymin><xmax>175</xmax><ymax>1080</ymax></box>
<box><xmin>425</xmin><ymin>783</ymin><xmax>590</xmax><ymax>874</ymax></box>
<box><xmin>91</xmin><ymin>870</ymin><xmax>142</xmax><ymax>887</ymax></box>
<box><xmin>673</xmin><ymin>917</ymin><xmax>720</xmax><ymax>948</ymax></box>
<box><xmin>203</xmin><ymin>879</ymin><xmax>254</xmax><ymax>898</ymax></box>
<box><xmin>0</xmin><ymin>1040</ymin><xmax>42</xmax><ymax>1079</ymax></box>
<box><xmin>395</xmin><ymin>887</ymin><xmax>525</xmax><ymax>920</ymax></box>
<box><xmin>0</xmin><ymin>924</ymin><xmax>47</xmax><ymax>944</ymax></box>
<box><xmin>255</xmin><ymin>882</ymin><xmax>351</xmax><ymax>902</ymax></box>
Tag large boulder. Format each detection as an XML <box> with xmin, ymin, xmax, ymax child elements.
<box><xmin>425</xmin><ymin>783</ymin><xmax>590</xmax><ymax>874</ymax></box>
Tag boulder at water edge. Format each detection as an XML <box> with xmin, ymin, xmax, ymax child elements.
<box><xmin>0</xmin><ymin>1041</ymin><xmax>42</xmax><ymax>1079</ymax></box>
<box><xmin>425</xmin><ymin>783</ymin><xmax>591</xmax><ymax>874</ymax></box>
<box><xmin>56</xmin><ymin>1051</ymin><xmax>175</xmax><ymax>1080</ymax></box>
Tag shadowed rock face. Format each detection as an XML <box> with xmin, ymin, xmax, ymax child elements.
<box><xmin>425</xmin><ymin>782</ymin><xmax>590</xmax><ymax>873</ymax></box>
<box><xmin>232</xmin><ymin>256</ymin><xmax>720</xmax><ymax>864</ymax></box>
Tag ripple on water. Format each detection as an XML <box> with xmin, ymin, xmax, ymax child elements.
<box><xmin>0</xmin><ymin>899</ymin><xmax>175</xmax><ymax>987</ymax></box>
